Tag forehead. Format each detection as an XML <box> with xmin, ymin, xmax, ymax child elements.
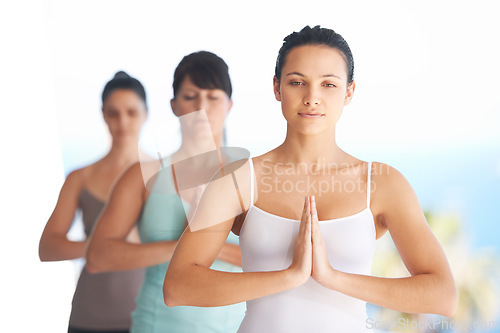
<box><xmin>104</xmin><ymin>89</ymin><xmax>143</xmax><ymax>107</ymax></box>
<box><xmin>283</xmin><ymin>45</ymin><xmax>347</xmax><ymax>79</ymax></box>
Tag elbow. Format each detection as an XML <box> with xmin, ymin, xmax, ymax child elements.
<box><xmin>163</xmin><ymin>268</ymin><xmax>189</xmax><ymax>307</ymax></box>
<box><xmin>163</xmin><ymin>274</ymin><xmax>181</xmax><ymax>307</ymax></box>
<box><xmin>38</xmin><ymin>239</ymin><xmax>52</xmax><ymax>262</ymax></box>
<box><xmin>163</xmin><ymin>288</ymin><xmax>179</xmax><ymax>307</ymax></box>
<box><xmin>39</xmin><ymin>251</ymin><xmax>49</xmax><ymax>262</ymax></box>
<box><xmin>38</xmin><ymin>245</ymin><xmax>48</xmax><ymax>262</ymax></box>
<box><xmin>440</xmin><ymin>285</ymin><xmax>458</xmax><ymax>317</ymax></box>
<box><xmin>432</xmin><ymin>279</ymin><xmax>458</xmax><ymax>317</ymax></box>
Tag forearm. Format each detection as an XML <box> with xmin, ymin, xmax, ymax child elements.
<box><xmin>323</xmin><ymin>269</ymin><xmax>457</xmax><ymax>316</ymax></box>
<box><xmin>39</xmin><ymin>236</ymin><xmax>86</xmax><ymax>261</ymax></box>
<box><xmin>86</xmin><ymin>239</ymin><xmax>177</xmax><ymax>273</ymax></box>
<box><xmin>216</xmin><ymin>243</ymin><xmax>242</xmax><ymax>267</ymax></box>
<box><xmin>164</xmin><ymin>265</ymin><xmax>299</xmax><ymax>307</ymax></box>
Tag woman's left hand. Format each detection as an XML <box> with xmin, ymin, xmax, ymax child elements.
<box><xmin>310</xmin><ymin>195</ymin><xmax>335</xmax><ymax>285</ymax></box>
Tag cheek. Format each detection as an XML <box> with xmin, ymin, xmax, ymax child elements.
<box><xmin>104</xmin><ymin>117</ymin><xmax>117</xmax><ymax>128</ymax></box>
<box><xmin>280</xmin><ymin>91</ymin><xmax>298</xmax><ymax>115</ymax></box>
<box><xmin>132</xmin><ymin>117</ymin><xmax>144</xmax><ymax>128</ymax></box>
<box><xmin>175</xmin><ymin>100</ymin><xmax>195</xmax><ymax>116</ymax></box>
<box><xmin>280</xmin><ymin>87</ymin><xmax>301</xmax><ymax>105</ymax></box>
<box><xmin>209</xmin><ymin>101</ymin><xmax>229</xmax><ymax>120</ymax></box>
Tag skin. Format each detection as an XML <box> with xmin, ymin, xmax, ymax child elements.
<box><xmin>39</xmin><ymin>89</ymin><xmax>147</xmax><ymax>262</ymax></box>
<box><xmin>163</xmin><ymin>45</ymin><xmax>458</xmax><ymax>317</ymax></box>
<box><xmin>85</xmin><ymin>76</ymin><xmax>241</xmax><ymax>273</ymax></box>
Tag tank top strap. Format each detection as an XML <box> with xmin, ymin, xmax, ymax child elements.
<box><xmin>366</xmin><ymin>161</ymin><xmax>372</xmax><ymax>209</ymax></box>
<box><xmin>248</xmin><ymin>158</ymin><xmax>255</xmax><ymax>206</ymax></box>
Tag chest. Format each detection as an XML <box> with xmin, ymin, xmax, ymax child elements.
<box><xmin>254</xmin><ymin>171</ymin><xmax>369</xmax><ymax>221</ymax></box>
<box><xmin>239</xmin><ymin>205</ymin><xmax>376</xmax><ymax>275</ymax></box>
<box><xmin>138</xmin><ymin>168</ymin><xmax>190</xmax><ymax>242</ymax></box>
<box><xmin>85</xmin><ymin>169</ymin><xmax>125</xmax><ymax>201</ymax></box>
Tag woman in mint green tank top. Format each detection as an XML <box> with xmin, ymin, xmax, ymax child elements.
<box><xmin>87</xmin><ymin>51</ymin><xmax>246</xmax><ymax>332</ymax></box>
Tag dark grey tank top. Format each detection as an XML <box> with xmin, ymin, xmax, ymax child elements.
<box><xmin>69</xmin><ymin>188</ymin><xmax>144</xmax><ymax>330</ymax></box>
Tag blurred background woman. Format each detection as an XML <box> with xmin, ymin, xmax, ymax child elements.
<box><xmin>39</xmin><ymin>71</ymin><xmax>148</xmax><ymax>333</ymax></box>
<box><xmin>86</xmin><ymin>51</ymin><xmax>245</xmax><ymax>333</ymax></box>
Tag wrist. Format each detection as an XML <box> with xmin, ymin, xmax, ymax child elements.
<box><xmin>327</xmin><ymin>268</ymin><xmax>342</xmax><ymax>291</ymax></box>
<box><xmin>315</xmin><ymin>266</ymin><xmax>338</xmax><ymax>290</ymax></box>
<box><xmin>284</xmin><ymin>267</ymin><xmax>307</xmax><ymax>289</ymax></box>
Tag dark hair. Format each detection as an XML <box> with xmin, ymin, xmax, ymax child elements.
<box><xmin>172</xmin><ymin>51</ymin><xmax>232</xmax><ymax>98</ymax></box>
<box><xmin>102</xmin><ymin>71</ymin><xmax>147</xmax><ymax>109</ymax></box>
<box><xmin>275</xmin><ymin>25</ymin><xmax>354</xmax><ymax>84</ymax></box>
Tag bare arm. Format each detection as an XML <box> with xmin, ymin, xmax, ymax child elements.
<box><xmin>164</xmin><ymin>160</ymin><xmax>311</xmax><ymax>307</ymax></box>
<box><xmin>186</xmin><ymin>183</ymin><xmax>242</xmax><ymax>268</ymax></box>
<box><xmin>311</xmin><ymin>163</ymin><xmax>458</xmax><ymax>316</ymax></box>
<box><xmin>86</xmin><ymin>162</ymin><xmax>177</xmax><ymax>273</ymax></box>
<box><xmin>39</xmin><ymin>170</ymin><xmax>87</xmax><ymax>261</ymax></box>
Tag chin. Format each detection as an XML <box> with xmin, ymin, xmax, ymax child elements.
<box><xmin>289</xmin><ymin>122</ymin><xmax>327</xmax><ymax>136</ymax></box>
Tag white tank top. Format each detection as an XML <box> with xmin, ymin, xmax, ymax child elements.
<box><xmin>238</xmin><ymin>159</ymin><xmax>376</xmax><ymax>333</ymax></box>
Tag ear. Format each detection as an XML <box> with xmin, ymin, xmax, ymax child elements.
<box><xmin>227</xmin><ymin>99</ymin><xmax>233</xmax><ymax>115</ymax></box>
<box><xmin>344</xmin><ymin>81</ymin><xmax>356</xmax><ymax>106</ymax></box>
<box><xmin>170</xmin><ymin>98</ymin><xmax>180</xmax><ymax>117</ymax></box>
<box><xmin>273</xmin><ymin>76</ymin><xmax>282</xmax><ymax>102</ymax></box>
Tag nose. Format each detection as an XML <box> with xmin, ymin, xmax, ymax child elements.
<box><xmin>196</xmin><ymin>96</ymin><xmax>210</xmax><ymax>112</ymax></box>
<box><xmin>118</xmin><ymin>114</ymin><xmax>130</xmax><ymax>128</ymax></box>
<box><xmin>303</xmin><ymin>86</ymin><xmax>321</xmax><ymax>106</ymax></box>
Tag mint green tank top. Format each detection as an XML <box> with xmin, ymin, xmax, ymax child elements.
<box><xmin>131</xmin><ymin>158</ymin><xmax>245</xmax><ymax>333</ymax></box>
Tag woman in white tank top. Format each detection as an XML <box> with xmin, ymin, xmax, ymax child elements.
<box><xmin>164</xmin><ymin>25</ymin><xmax>458</xmax><ymax>332</ymax></box>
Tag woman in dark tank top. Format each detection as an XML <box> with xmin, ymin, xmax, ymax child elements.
<box><xmin>39</xmin><ymin>71</ymin><xmax>148</xmax><ymax>333</ymax></box>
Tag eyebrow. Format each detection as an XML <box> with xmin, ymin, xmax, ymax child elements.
<box><xmin>286</xmin><ymin>72</ymin><xmax>341</xmax><ymax>79</ymax></box>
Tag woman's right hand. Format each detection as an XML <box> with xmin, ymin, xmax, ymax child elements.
<box><xmin>288</xmin><ymin>196</ymin><xmax>312</xmax><ymax>286</ymax></box>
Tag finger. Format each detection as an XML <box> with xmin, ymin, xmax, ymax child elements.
<box><xmin>310</xmin><ymin>195</ymin><xmax>317</xmax><ymax>217</ymax></box>
<box><xmin>305</xmin><ymin>197</ymin><xmax>312</xmax><ymax>240</ymax></box>
<box><xmin>301</xmin><ymin>195</ymin><xmax>309</xmax><ymax>221</ymax></box>
<box><xmin>299</xmin><ymin>196</ymin><xmax>310</xmax><ymax>238</ymax></box>
<box><xmin>311</xmin><ymin>195</ymin><xmax>319</xmax><ymax>237</ymax></box>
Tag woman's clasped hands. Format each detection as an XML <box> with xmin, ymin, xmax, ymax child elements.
<box><xmin>289</xmin><ymin>195</ymin><xmax>335</xmax><ymax>287</ymax></box>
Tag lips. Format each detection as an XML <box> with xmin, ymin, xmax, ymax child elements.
<box><xmin>298</xmin><ymin>112</ymin><xmax>324</xmax><ymax>118</ymax></box>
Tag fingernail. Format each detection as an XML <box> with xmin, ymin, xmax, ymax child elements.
<box><xmin>312</xmin><ymin>195</ymin><xmax>315</xmax><ymax>201</ymax></box>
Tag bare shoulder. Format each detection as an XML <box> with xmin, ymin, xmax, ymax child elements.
<box><xmin>117</xmin><ymin>161</ymin><xmax>150</xmax><ymax>188</ymax></box>
<box><xmin>208</xmin><ymin>157</ymin><xmax>253</xmax><ymax>205</ymax></box>
<box><xmin>371</xmin><ymin>162</ymin><xmax>413</xmax><ymax>196</ymax></box>
<box><xmin>370</xmin><ymin>162</ymin><xmax>422</xmax><ymax>228</ymax></box>
<box><xmin>189</xmin><ymin>157</ymin><xmax>254</xmax><ymax>232</ymax></box>
<box><xmin>49</xmin><ymin>167</ymin><xmax>85</xmax><ymax>216</ymax></box>
<box><xmin>63</xmin><ymin>168</ymin><xmax>85</xmax><ymax>192</ymax></box>
<box><xmin>251</xmin><ymin>151</ymin><xmax>274</xmax><ymax>168</ymax></box>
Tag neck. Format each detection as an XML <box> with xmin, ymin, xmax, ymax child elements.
<box><xmin>104</xmin><ymin>137</ymin><xmax>141</xmax><ymax>167</ymax></box>
<box><xmin>276</xmin><ymin>125</ymin><xmax>344</xmax><ymax>165</ymax></box>
<box><xmin>172</xmin><ymin>132</ymin><xmax>224</xmax><ymax>169</ymax></box>
<box><xmin>175</xmin><ymin>132</ymin><xmax>222</xmax><ymax>159</ymax></box>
